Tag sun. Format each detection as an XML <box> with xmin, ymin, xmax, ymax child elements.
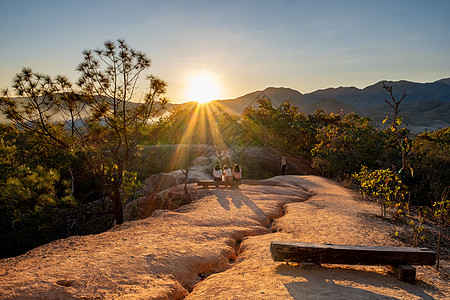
<box><xmin>186</xmin><ymin>72</ymin><xmax>221</xmax><ymax>104</ymax></box>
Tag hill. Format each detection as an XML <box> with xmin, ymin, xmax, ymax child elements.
<box><xmin>3</xmin><ymin>79</ymin><xmax>450</xmax><ymax>133</ymax></box>
<box><xmin>216</xmin><ymin>87</ymin><xmax>304</xmax><ymax>115</ymax></box>
<box><xmin>1</xmin><ymin>176</ymin><xmax>448</xmax><ymax>299</ymax></box>
<box><xmin>0</xmin><ymin>95</ymin><xmax>167</xmax><ymax>124</ymax></box>
<box><xmin>216</xmin><ymin>78</ymin><xmax>450</xmax><ymax>133</ymax></box>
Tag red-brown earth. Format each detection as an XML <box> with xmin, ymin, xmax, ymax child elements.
<box><xmin>1</xmin><ymin>175</ymin><xmax>448</xmax><ymax>299</ymax></box>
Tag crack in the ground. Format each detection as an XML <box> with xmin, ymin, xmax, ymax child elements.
<box><xmin>181</xmin><ymin>186</ymin><xmax>313</xmax><ymax>298</ymax></box>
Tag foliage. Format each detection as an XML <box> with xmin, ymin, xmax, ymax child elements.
<box><xmin>0</xmin><ymin>39</ymin><xmax>167</xmax><ymax>225</ymax></box>
<box><xmin>411</xmin><ymin>128</ymin><xmax>450</xmax><ymax>206</ymax></box>
<box><xmin>311</xmin><ymin>113</ymin><xmax>388</xmax><ymax>178</ymax></box>
<box><xmin>144</xmin><ymin>105</ymin><xmax>191</xmax><ymax>145</ymax></box>
<box><xmin>406</xmin><ymin>207</ymin><xmax>428</xmax><ymax>247</ymax></box>
<box><xmin>352</xmin><ymin>166</ymin><xmax>405</xmax><ymax>217</ymax></box>
<box><xmin>0</xmin><ymin>135</ymin><xmax>77</xmax><ymax>257</ymax></box>
<box><xmin>0</xmin><ymin>68</ymin><xmax>79</xmax><ymax>149</ymax></box>
<box><xmin>75</xmin><ymin>39</ymin><xmax>167</xmax><ymax>224</ymax></box>
<box><xmin>433</xmin><ymin>186</ymin><xmax>450</xmax><ymax>226</ymax></box>
<box><xmin>0</xmin><ymin>124</ymin><xmax>102</xmax><ymax>258</ymax></box>
<box><xmin>129</xmin><ymin>146</ymin><xmax>176</xmax><ymax>179</ymax></box>
<box><xmin>241</xmin><ymin>97</ymin><xmax>278</xmax><ymax>147</ymax></box>
<box><xmin>350</xmin><ymin>83</ymin><xmax>442</xmax><ymax>248</ymax></box>
<box><xmin>242</xmin><ymin>98</ymin><xmax>317</xmax><ymax>157</ymax></box>
<box><xmin>434</xmin><ymin>187</ymin><xmax>449</xmax><ymax>269</ymax></box>
<box><xmin>2</xmin><ymin>61</ymin><xmax>450</xmax><ymax>259</ymax></box>
<box><xmin>106</xmin><ymin>167</ymin><xmax>142</xmax><ymax>204</ymax></box>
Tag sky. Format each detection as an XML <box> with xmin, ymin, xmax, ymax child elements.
<box><xmin>1</xmin><ymin>0</ymin><xmax>449</xmax><ymax>104</ymax></box>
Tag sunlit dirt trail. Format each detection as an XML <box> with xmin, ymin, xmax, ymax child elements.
<box><xmin>1</xmin><ymin>176</ymin><xmax>448</xmax><ymax>299</ymax></box>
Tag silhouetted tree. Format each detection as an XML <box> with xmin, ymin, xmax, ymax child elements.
<box><xmin>0</xmin><ymin>39</ymin><xmax>167</xmax><ymax>225</ymax></box>
<box><xmin>76</xmin><ymin>39</ymin><xmax>167</xmax><ymax>224</ymax></box>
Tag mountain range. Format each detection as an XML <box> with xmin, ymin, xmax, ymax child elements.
<box><xmin>213</xmin><ymin>78</ymin><xmax>450</xmax><ymax>134</ymax></box>
<box><xmin>2</xmin><ymin>79</ymin><xmax>449</xmax><ymax>134</ymax></box>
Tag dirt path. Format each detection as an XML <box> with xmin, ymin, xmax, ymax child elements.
<box><xmin>187</xmin><ymin>176</ymin><xmax>449</xmax><ymax>299</ymax></box>
<box><xmin>0</xmin><ymin>175</ymin><xmax>448</xmax><ymax>299</ymax></box>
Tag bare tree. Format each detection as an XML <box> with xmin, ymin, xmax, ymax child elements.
<box><xmin>382</xmin><ymin>82</ymin><xmax>408</xmax><ymax>170</ymax></box>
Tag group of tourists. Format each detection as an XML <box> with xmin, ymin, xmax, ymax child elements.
<box><xmin>213</xmin><ymin>163</ymin><xmax>242</xmax><ymax>183</ymax></box>
<box><xmin>211</xmin><ymin>157</ymin><xmax>286</xmax><ymax>185</ymax></box>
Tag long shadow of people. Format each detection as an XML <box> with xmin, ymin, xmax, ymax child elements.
<box><xmin>215</xmin><ymin>189</ymin><xmax>266</xmax><ymax>218</ymax></box>
<box><xmin>215</xmin><ymin>190</ymin><xmax>231</xmax><ymax>211</ymax></box>
<box><xmin>237</xmin><ymin>190</ymin><xmax>266</xmax><ymax>216</ymax></box>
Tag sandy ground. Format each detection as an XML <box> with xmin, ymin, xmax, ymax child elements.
<box><xmin>0</xmin><ymin>175</ymin><xmax>448</xmax><ymax>299</ymax></box>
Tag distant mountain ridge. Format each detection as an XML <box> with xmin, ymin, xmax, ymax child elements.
<box><xmin>2</xmin><ymin>78</ymin><xmax>449</xmax><ymax>134</ymax></box>
<box><xmin>217</xmin><ymin>87</ymin><xmax>304</xmax><ymax>114</ymax></box>
<box><xmin>215</xmin><ymin>78</ymin><xmax>450</xmax><ymax>133</ymax></box>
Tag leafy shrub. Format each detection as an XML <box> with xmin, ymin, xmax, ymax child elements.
<box><xmin>0</xmin><ymin>165</ymin><xmax>75</xmax><ymax>258</ymax></box>
<box><xmin>411</xmin><ymin>128</ymin><xmax>450</xmax><ymax>206</ymax></box>
<box><xmin>352</xmin><ymin>166</ymin><xmax>405</xmax><ymax>217</ymax></box>
<box><xmin>311</xmin><ymin>113</ymin><xmax>389</xmax><ymax>178</ymax></box>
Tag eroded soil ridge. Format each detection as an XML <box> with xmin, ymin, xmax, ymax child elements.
<box><xmin>0</xmin><ymin>176</ymin><xmax>448</xmax><ymax>299</ymax></box>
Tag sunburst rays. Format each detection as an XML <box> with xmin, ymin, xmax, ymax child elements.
<box><xmin>168</xmin><ymin>102</ymin><xmax>227</xmax><ymax>171</ymax></box>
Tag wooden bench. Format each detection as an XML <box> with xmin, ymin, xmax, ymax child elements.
<box><xmin>197</xmin><ymin>180</ymin><xmax>241</xmax><ymax>189</ymax></box>
<box><xmin>270</xmin><ymin>241</ymin><xmax>436</xmax><ymax>282</ymax></box>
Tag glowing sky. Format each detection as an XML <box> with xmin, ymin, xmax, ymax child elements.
<box><xmin>1</xmin><ymin>0</ymin><xmax>449</xmax><ymax>103</ymax></box>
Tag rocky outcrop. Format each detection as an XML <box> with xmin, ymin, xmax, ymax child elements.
<box><xmin>142</xmin><ymin>169</ymin><xmax>211</xmax><ymax>196</ymax></box>
<box><xmin>124</xmin><ymin>186</ymin><xmax>195</xmax><ymax>220</ymax></box>
<box><xmin>124</xmin><ymin>146</ymin><xmax>220</xmax><ymax>221</ymax></box>
<box><xmin>124</xmin><ymin>145</ymin><xmax>313</xmax><ymax>221</ymax></box>
<box><xmin>2</xmin><ymin>176</ymin><xmax>448</xmax><ymax>299</ymax></box>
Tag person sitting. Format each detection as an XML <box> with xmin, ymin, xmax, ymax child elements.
<box><xmin>232</xmin><ymin>164</ymin><xmax>242</xmax><ymax>181</ymax></box>
<box><xmin>223</xmin><ymin>165</ymin><xmax>233</xmax><ymax>186</ymax></box>
<box><xmin>213</xmin><ymin>164</ymin><xmax>222</xmax><ymax>186</ymax></box>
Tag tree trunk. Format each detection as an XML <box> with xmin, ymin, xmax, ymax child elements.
<box><xmin>436</xmin><ymin>216</ymin><xmax>442</xmax><ymax>270</ymax></box>
<box><xmin>113</xmin><ymin>177</ymin><xmax>124</xmax><ymax>225</ymax></box>
<box><xmin>183</xmin><ymin>170</ymin><xmax>189</xmax><ymax>195</ymax></box>
<box><xmin>68</xmin><ymin>166</ymin><xmax>75</xmax><ymax>196</ymax></box>
<box><xmin>112</xmin><ymin>161</ymin><xmax>124</xmax><ymax>225</ymax></box>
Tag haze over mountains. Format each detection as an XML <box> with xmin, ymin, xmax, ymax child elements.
<box><xmin>216</xmin><ymin>78</ymin><xmax>450</xmax><ymax>134</ymax></box>
<box><xmin>2</xmin><ymin>79</ymin><xmax>450</xmax><ymax>135</ymax></box>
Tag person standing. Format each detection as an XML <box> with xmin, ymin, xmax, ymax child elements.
<box><xmin>281</xmin><ymin>157</ymin><xmax>286</xmax><ymax>176</ymax></box>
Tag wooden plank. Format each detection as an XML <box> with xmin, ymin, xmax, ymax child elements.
<box><xmin>197</xmin><ymin>180</ymin><xmax>240</xmax><ymax>188</ymax></box>
<box><xmin>198</xmin><ymin>180</ymin><xmax>241</xmax><ymax>184</ymax></box>
<box><xmin>270</xmin><ymin>241</ymin><xmax>436</xmax><ymax>266</ymax></box>
<box><xmin>197</xmin><ymin>181</ymin><xmax>237</xmax><ymax>186</ymax></box>
<box><xmin>389</xmin><ymin>265</ymin><xmax>417</xmax><ymax>282</ymax></box>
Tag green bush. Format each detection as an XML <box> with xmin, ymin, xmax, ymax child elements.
<box><xmin>352</xmin><ymin>166</ymin><xmax>405</xmax><ymax>217</ymax></box>
<box><xmin>410</xmin><ymin>128</ymin><xmax>450</xmax><ymax>206</ymax></box>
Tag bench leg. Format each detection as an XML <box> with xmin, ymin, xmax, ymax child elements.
<box><xmin>389</xmin><ymin>265</ymin><xmax>416</xmax><ymax>283</ymax></box>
